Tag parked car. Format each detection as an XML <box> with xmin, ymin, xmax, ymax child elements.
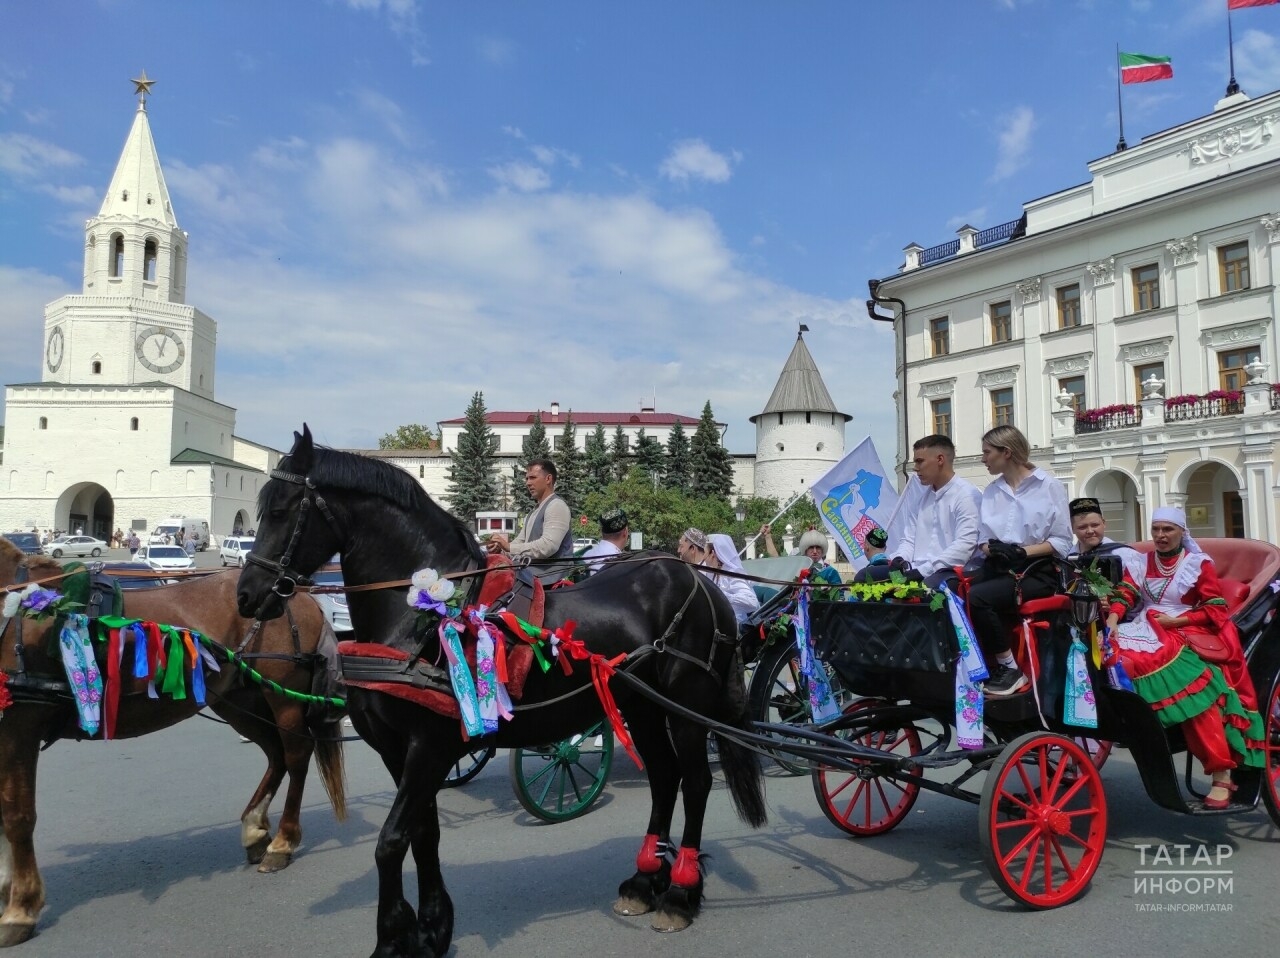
<box><xmin>133</xmin><ymin>544</ymin><xmax>195</xmax><ymax>571</ymax></box>
<box><xmin>43</xmin><ymin>535</ymin><xmax>108</xmax><ymax>558</ymax></box>
<box><xmin>3</xmin><ymin>533</ymin><xmax>42</xmax><ymax>555</ymax></box>
<box><xmin>312</xmin><ymin>559</ymin><xmax>352</xmax><ymax>635</ymax></box>
<box><xmin>220</xmin><ymin>536</ymin><xmax>255</xmax><ymax>567</ymax></box>
<box><xmin>92</xmin><ymin>561</ymin><xmax>180</xmax><ymax>589</ymax></box>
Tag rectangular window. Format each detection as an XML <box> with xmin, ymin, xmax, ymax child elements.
<box><xmin>1218</xmin><ymin>241</ymin><xmax>1250</xmax><ymax>293</ymax></box>
<box><xmin>930</xmin><ymin>398</ymin><xmax>952</xmax><ymax>438</ymax></box>
<box><xmin>1132</xmin><ymin>263</ymin><xmax>1160</xmax><ymax>311</ymax></box>
<box><xmin>1058</xmin><ymin>375</ymin><xmax>1085</xmax><ymax>412</ymax></box>
<box><xmin>990</xmin><ymin>301</ymin><xmax>1012</xmax><ymax>343</ymax></box>
<box><xmin>552</xmin><ymin>435</ymin><xmax>564</xmax><ymax>450</ymax></box>
<box><xmin>1133</xmin><ymin>361</ymin><xmax>1165</xmax><ymax>402</ymax></box>
<box><xmin>1056</xmin><ymin>284</ymin><xmax>1081</xmax><ymax>329</ymax></box>
<box><xmin>1217</xmin><ymin>346</ymin><xmax>1261</xmax><ymax>392</ymax></box>
<box><xmin>990</xmin><ymin>387</ymin><xmax>1014</xmax><ymax>427</ymax></box>
<box><xmin>929</xmin><ymin>316</ymin><xmax>950</xmax><ymax>357</ymax></box>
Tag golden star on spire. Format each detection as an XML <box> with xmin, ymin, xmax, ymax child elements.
<box><xmin>131</xmin><ymin>70</ymin><xmax>156</xmax><ymax>101</ymax></box>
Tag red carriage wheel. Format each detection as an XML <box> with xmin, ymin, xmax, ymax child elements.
<box><xmin>979</xmin><ymin>731</ymin><xmax>1107</xmax><ymax>909</ymax></box>
<box><xmin>811</xmin><ymin>700</ymin><xmax>921</xmax><ymax>837</ymax></box>
<box><xmin>1260</xmin><ymin>676</ymin><xmax>1280</xmax><ymax>827</ymax></box>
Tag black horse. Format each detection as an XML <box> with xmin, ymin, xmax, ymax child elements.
<box><xmin>237</xmin><ymin>427</ymin><xmax>767</xmax><ymax>958</ymax></box>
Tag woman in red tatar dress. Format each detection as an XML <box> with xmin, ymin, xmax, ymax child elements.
<box><xmin>1104</xmin><ymin>507</ymin><xmax>1265</xmax><ymax>809</ymax></box>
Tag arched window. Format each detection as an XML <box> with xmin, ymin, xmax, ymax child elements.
<box><xmin>91</xmin><ymin>361</ymin><xmax>101</xmax><ymax>374</ymax></box>
<box><xmin>38</xmin><ymin>417</ymin><xmax>47</xmax><ymax>430</ymax></box>
<box><xmin>130</xmin><ymin>417</ymin><xmax>139</xmax><ymax>431</ymax></box>
<box><xmin>110</xmin><ymin>234</ymin><xmax>124</xmax><ymax>277</ymax></box>
<box><xmin>419</xmin><ymin>465</ymin><xmax>425</xmax><ymax>478</ymax></box>
<box><xmin>143</xmin><ymin>239</ymin><xmax>157</xmax><ymax>282</ymax></box>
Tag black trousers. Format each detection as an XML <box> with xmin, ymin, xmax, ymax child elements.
<box><xmin>966</xmin><ymin>566</ymin><xmax>1059</xmax><ymax>658</ymax></box>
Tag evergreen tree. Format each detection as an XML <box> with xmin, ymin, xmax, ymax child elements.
<box><xmin>514</xmin><ymin>412</ymin><xmax>553</xmax><ymax>514</ymax></box>
<box><xmin>446</xmin><ymin>391</ymin><xmax>500</xmax><ymax>521</ymax></box>
<box><xmin>552</xmin><ymin>415</ymin><xmax>584</xmax><ymax>516</ymax></box>
<box><xmin>634</xmin><ymin>427</ymin><xmax>665</xmax><ymax>485</ymax></box>
<box><xmin>662</xmin><ymin>420</ymin><xmax>691</xmax><ymax>490</ymax></box>
<box><xmin>581</xmin><ymin>423</ymin><xmax>612</xmax><ymax>501</ymax></box>
<box><xmin>689</xmin><ymin>400</ymin><xmax>734</xmax><ymax>501</ymax></box>
<box><xmin>609</xmin><ymin>425</ymin><xmax>632</xmax><ymax>483</ymax></box>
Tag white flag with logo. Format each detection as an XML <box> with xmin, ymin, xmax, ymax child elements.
<box><xmin>810</xmin><ymin>437</ymin><xmax>898</xmax><ymax>570</ymax></box>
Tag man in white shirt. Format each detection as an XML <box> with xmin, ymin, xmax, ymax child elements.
<box><xmin>581</xmin><ymin>507</ymin><xmax>629</xmax><ymax>573</ymax></box>
<box><xmin>892</xmin><ymin>434</ymin><xmax>982</xmax><ymax>588</ymax></box>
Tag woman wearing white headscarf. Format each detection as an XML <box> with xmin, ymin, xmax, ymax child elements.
<box><xmin>1103</xmin><ymin>506</ymin><xmax>1264</xmax><ymax>808</ymax></box>
<box><xmin>681</xmin><ymin>529</ymin><xmax>760</xmax><ymax>623</ymax></box>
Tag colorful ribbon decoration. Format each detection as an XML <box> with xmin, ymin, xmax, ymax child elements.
<box><xmin>1064</xmin><ymin>624</ymin><xmax>1098</xmax><ymax>729</ymax></box>
<box><xmin>439</xmin><ymin>620</ymin><xmax>484</xmax><ymax>739</ymax></box>
<box><xmin>939</xmin><ymin>581</ymin><xmax>986</xmax><ymax>749</ymax></box>
<box><xmin>794</xmin><ymin>589</ymin><xmax>840</xmax><ymax>724</ymax></box>
<box><xmin>58</xmin><ymin>613</ymin><xmax>102</xmax><ymax>736</ymax></box>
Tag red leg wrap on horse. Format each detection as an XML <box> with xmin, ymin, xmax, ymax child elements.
<box><xmin>636</xmin><ymin>834</ymin><xmax>663</xmax><ymax>874</ymax></box>
<box><xmin>670</xmin><ymin>846</ymin><xmax>700</xmax><ymax>888</ymax></box>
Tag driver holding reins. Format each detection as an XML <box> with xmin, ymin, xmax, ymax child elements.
<box><xmin>486</xmin><ymin>458</ymin><xmax>573</xmax><ymax>583</ymax></box>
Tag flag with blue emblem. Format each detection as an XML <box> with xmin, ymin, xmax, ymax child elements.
<box><xmin>810</xmin><ymin>437</ymin><xmax>899</xmax><ymax>570</ymax></box>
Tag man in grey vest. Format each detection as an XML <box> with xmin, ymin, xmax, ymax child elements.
<box><xmin>486</xmin><ymin>458</ymin><xmax>573</xmax><ymax>582</ymax></box>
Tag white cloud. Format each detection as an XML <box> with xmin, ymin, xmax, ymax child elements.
<box><xmin>991</xmin><ymin>106</ymin><xmax>1035</xmax><ymax>181</ymax></box>
<box><xmin>36</xmin><ymin>184</ymin><xmax>99</xmax><ymax>206</ymax></box>
<box><xmin>946</xmin><ymin>207</ymin><xmax>988</xmax><ymax>230</ymax></box>
<box><xmin>352</xmin><ymin>88</ymin><xmax>410</xmax><ymax>145</ymax></box>
<box><xmin>530</xmin><ymin>144</ymin><xmax>581</xmax><ymax>169</ymax></box>
<box><xmin>0</xmin><ymin>79</ymin><xmax>14</xmax><ymax>109</ymax></box>
<box><xmin>342</xmin><ymin>0</ymin><xmax>429</xmax><ymax>65</ymax></box>
<box><xmin>488</xmin><ymin>161</ymin><xmax>550</xmax><ymax>192</ymax></box>
<box><xmin>659</xmin><ymin>139</ymin><xmax>738</xmax><ymax>184</ymax></box>
<box><xmin>0</xmin><ymin>133</ymin><xmax>81</xmax><ymax>178</ymax></box>
<box><xmin>0</xmin><ymin>265</ymin><xmax>77</xmax><ymax>394</ymax></box>
<box><xmin>1236</xmin><ymin>29</ymin><xmax>1280</xmax><ymax>94</ymax></box>
<box><xmin>252</xmin><ymin>136</ymin><xmax>309</xmax><ymax>171</ymax></box>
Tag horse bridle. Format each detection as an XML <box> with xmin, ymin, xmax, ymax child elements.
<box><xmin>244</xmin><ymin>468</ymin><xmax>343</xmax><ymax>600</ymax></box>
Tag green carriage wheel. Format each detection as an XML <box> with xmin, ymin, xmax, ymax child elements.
<box><xmin>509</xmin><ymin>721</ymin><xmax>614</xmax><ymax>823</ymax></box>
<box><xmin>441</xmin><ymin>744</ymin><xmax>496</xmax><ymax>788</ymax></box>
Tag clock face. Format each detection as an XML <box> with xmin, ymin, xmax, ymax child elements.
<box><xmin>46</xmin><ymin>328</ymin><xmax>64</xmax><ymax>373</ymax></box>
<box><xmin>135</xmin><ymin>326</ymin><xmax>186</xmax><ymax>375</ymax></box>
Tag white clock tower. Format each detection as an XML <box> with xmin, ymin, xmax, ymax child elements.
<box><xmin>0</xmin><ymin>74</ymin><xmax>270</xmax><ymax>540</ymax></box>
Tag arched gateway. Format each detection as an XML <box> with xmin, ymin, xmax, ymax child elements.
<box><xmin>55</xmin><ymin>482</ymin><xmax>113</xmax><ymax>540</ymax></box>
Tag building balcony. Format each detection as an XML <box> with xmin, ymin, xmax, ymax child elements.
<box><xmin>1074</xmin><ymin>404</ymin><xmax>1142</xmax><ymax>434</ymax></box>
<box><xmin>1163</xmin><ymin>391</ymin><xmax>1244</xmax><ymax>422</ymax></box>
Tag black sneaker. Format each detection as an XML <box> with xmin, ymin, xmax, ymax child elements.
<box><xmin>985</xmin><ymin>663</ymin><xmax>1029</xmax><ymax>697</ymax></box>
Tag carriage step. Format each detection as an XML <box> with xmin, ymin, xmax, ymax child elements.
<box><xmin>1190</xmin><ymin>799</ymin><xmax>1252</xmax><ymax>815</ymax></box>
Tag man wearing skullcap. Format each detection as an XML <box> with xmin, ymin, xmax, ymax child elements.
<box><xmin>582</xmin><ymin>507</ymin><xmax>629</xmax><ymax>573</ymax></box>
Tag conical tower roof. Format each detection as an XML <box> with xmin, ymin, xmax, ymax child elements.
<box><xmin>751</xmin><ymin>327</ymin><xmax>851</xmax><ymax>423</ymax></box>
<box><xmin>97</xmin><ymin>100</ymin><xmax>178</xmax><ymax>227</ymax></box>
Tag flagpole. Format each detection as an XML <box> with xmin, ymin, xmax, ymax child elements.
<box><xmin>739</xmin><ymin>488</ymin><xmax>811</xmax><ymax>556</ymax></box>
<box><xmin>1115</xmin><ymin>43</ymin><xmax>1128</xmax><ymax>152</ymax></box>
<box><xmin>1226</xmin><ymin>6</ymin><xmax>1242</xmax><ymax>96</ymax></box>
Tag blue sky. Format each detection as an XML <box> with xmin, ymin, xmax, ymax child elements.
<box><xmin>3</xmin><ymin>0</ymin><xmax>1279</xmax><ymax>464</ymax></box>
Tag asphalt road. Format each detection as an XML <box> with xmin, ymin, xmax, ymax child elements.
<box><xmin>10</xmin><ymin>715</ymin><xmax>1280</xmax><ymax>958</ymax></box>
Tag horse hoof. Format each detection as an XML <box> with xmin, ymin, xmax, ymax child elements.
<box><xmin>245</xmin><ymin>838</ymin><xmax>270</xmax><ymax>865</ymax></box>
<box><xmin>650</xmin><ymin>910</ymin><xmax>691</xmax><ymax>933</ymax></box>
<box><xmin>612</xmin><ymin>896</ymin><xmax>652</xmax><ymax>917</ymax></box>
<box><xmin>256</xmin><ymin>851</ymin><xmax>293</xmax><ymax>873</ymax></box>
<box><xmin>0</xmin><ymin>923</ymin><xmax>35</xmax><ymax>947</ymax></box>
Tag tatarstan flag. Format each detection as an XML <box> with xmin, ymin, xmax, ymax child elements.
<box><xmin>1120</xmin><ymin>52</ymin><xmax>1173</xmax><ymax>83</ymax></box>
<box><xmin>1229</xmin><ymin>0</ymin><xmax>1280</xmax><ymax>10</ymax></box>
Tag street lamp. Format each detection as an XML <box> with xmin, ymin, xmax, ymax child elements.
<box><xmin>734</xmin><ymin>505</ymin><xmax>745</xmax><ymax>524</ymax></box>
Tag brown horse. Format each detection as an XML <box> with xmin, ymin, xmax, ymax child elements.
<box><xmin>0</xmin><ymin>539</ymin><xmax>346</xmax><ymax>947</ymax></box>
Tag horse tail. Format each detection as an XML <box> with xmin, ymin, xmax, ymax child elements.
<box><xmin>713</xmin><ymin>655</ymin><xmax>768</xmax><ymax>828</ymax></box>
<box><xmin>306</xmin><ymin>619</ymin><xmax>348</xmax><ymax>821</ymax></box>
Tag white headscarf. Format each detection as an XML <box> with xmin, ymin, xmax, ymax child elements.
<box><xmin>1151</xmin><ymin>506</ymin><xmax>1203</xmax><ymax>554</ymax></box>
<box><xmin>707</xmin><ymin>533</ymin><xmax>746</xmax><ymax>575</ymax></box>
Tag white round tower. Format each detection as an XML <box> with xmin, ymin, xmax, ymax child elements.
<box><xmin>751</xmin><ymin>326</ymin><xmax>850</xmax><ymax>503</ymax></box>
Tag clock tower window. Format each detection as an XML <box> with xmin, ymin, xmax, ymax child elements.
<box><xmin>110</xmin><ymin>234</ymin><xmax>124</xmax><ymax>278</ymax></box>
<box><xmin>130</xmin><ymin>418</ymin><xmax>139</xmax><ymax>431</ymax></box>
<box><xmin>144</xmin><ymin>239</ymin><xmax>157</xmax><ymax>282</ymax></box>
<box><xmin>38</xmin><ymin>418</ymin><xmax>47</xmax><ymax>430</ymax></box>
<box><xmin>91</xmin><ymin>361</ymin><xmax>101</xmax><ymax>375</ymax></box>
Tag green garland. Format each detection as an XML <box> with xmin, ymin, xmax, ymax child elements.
<box><xmin>207</xmin><ymin>640</ymin><xmax>346</xmax><ymax>709</ymax></box>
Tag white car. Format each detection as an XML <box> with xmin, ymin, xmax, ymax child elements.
<box><xmin>133</xmin><ymin>544</ymin><xmax>195</xmax><ymax>571</ymax></box>
<box><xmin>220</xmin><ymin>536</ymin><xmax>255</xmax><ymax>567</ymax></box>
<box><xmin>311</xmin><ymin>562</ymin><xmax>352</xmax><ymax>635</ymax></box>
<box><xmin>43</xmin><ymin>535</ymin><xmax>108</xmax><ymax>558</ymax></box>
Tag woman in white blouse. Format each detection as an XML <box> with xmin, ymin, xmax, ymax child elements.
<box><xmin>969</xmin><ymin>425</ymin><xmax>1072</xmax><ymax>697</ymax></box>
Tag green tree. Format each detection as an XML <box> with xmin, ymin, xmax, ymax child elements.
<box><xmin>552</xmin><ymin>415</ymin><xmax>584</xmax><ymax>517</ymax></box>
<box><xmin>446</xmin><ymin>392</ymin><xmax>499</xmax><ymax>521</ymax></box>
<box><xmin>581</xmin><ymin>473</ymin><xmax>735</xmax><ymax>553</ymax></box>
<box><xmin>633</xmin><ymin>428</ymin><xmax>665</xmax><ymax>485</ymax></box>
<box><xmin>378</xmin><ymin>423</ymin><xmax>438</xmax><ymax>450</ymax></box>
<box><xmin>581</xmin><ymin>423</ymin><xmax>611</xmax><ymax>501</ymax></box>
<box><xmin>515</xmin><ymin>412</ymin><xmax>553</xmax><ymax>513</ymax></box>
<box><xmin>663</xmin><ymin>420</ymin><xmax>690</xmax><ymax>490</ymax></box>
<box><xmin>689</xmin><ymin>401</ymin><xmax>734</xmax><ymax>501</ymax></box>
<box><xmin>609</xmin><ymin>425</ymin><xmax>632</xmax><ymax>483</ymax></box>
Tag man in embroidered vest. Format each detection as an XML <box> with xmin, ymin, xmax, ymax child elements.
<box><xmin>486</xmin><ymin>458</ymin><xmax>573</xmax><ymax>583</ymax></box>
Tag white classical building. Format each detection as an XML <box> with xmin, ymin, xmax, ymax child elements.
<box><xmin>871</xmin><ymin>88</ymin><xmax>1280</xmax><ymax>544</ymax></box>
<box><xmin>0</xmin><ymin>87</ymin><xmax>272</xmax><ymax>539</ymax></box>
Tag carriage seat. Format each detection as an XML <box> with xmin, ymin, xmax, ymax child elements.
<box><xmin>1130</xmin><ymin>537</ymin><xmax>1280</xmax><ymax>615</ymax></box>
<box><xmin>1017</xmin><ymin>595</ymin><xmax>1071</xmax><ymax>618</ymax></box>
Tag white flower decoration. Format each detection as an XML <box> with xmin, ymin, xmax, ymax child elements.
<box><xmin>2</xmin><ymin>591</ymin><xmax>20</xmax><ymax>619</ymax></box>
<box><xmin>411</xmin><ymin>568</ymin><xmax>439</xmax><ymax>590</ymax></box>
<box><xmin>426</xmin><ymin>578</ymin><xmax>455</xmax><ymax>602</ymax></box>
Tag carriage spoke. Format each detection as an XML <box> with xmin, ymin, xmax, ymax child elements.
<box><xmin>1015</xmin><ymin>834</ymin><xmax>1043</xmax><ymax>891</ymax></box>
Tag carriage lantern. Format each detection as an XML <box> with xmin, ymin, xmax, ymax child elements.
<box><xmin>1068</xmin><ymin>575</ymin><xmax>1098</xmax><ymax>628</ymax></box>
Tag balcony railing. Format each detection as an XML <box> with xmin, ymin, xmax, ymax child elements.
<box><xmin>1075</xmin><ymin>405</ymin><xmax>1142</xmax><ymax>434</ymax></box>
<box><xmin>919</xmin><ymin>239</ymin><xmax>960</xmax><ymax>266</ymax></box>
<box><xmin>916</xmin><ymin>215</ymin><xmax>1026</xmax><ymax>267</ymax></box>
<box><xmin>1164</xmin><ymin>394</ymin><xmax>1244</xmax><ymax>422</ymax></box>
<box><xmin>1272</xmin><ymin>386</ymin><xmax>1280</xmax><ymax>411</ymax></box>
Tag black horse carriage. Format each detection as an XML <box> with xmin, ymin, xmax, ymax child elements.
<box><xmin>746</xmin><ymin>536</ymin><xmax>1280</xmax><ymax>908</ymax></box>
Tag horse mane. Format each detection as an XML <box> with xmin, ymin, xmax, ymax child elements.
<box><xmin>0</xmin><ymin>538</ymin><xmax>62</xmax><ymax>584</ymax></box>
<box><xmin>294</xmin><ymin>447</ymin><xmax>484</xmax><ymax>564</ymax></box>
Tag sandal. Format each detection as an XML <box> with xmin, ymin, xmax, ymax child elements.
<box><xmin>1203</xmin><ymin>779</ymin><xmax>1237</xmax><ymax>810</ymax></box>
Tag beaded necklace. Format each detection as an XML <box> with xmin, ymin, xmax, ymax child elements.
<box><xmin>1154</xmin><ymin>548</ymin><xmax>1183</xmax><ymax>578</ymax></box>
